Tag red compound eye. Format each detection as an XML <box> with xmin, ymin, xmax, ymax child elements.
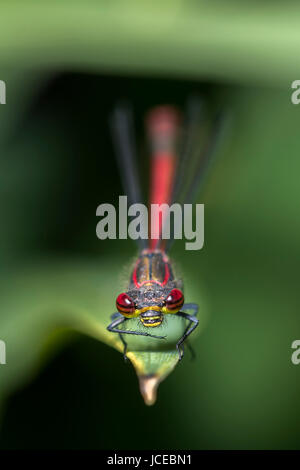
<box><xmin>166</xmin><ymin>288</ymin><xmax>184</xmax><ymax>311</ymax></box>
<box><xmin>116</xmin><ymin>293</ymin><xmax>135</xmax><ymax>316</ymax></box>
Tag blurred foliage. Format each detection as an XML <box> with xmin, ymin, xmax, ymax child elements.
<box><xmin>0</xmin><ymin>1</ymin><xmax>300</xmax><ymax>86</ymax></box>
<box><xmin>0</xmin><ymin>0</ymin><xmax>300</xmax><ymax>450</ymax></box>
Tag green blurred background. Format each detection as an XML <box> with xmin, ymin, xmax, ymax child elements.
<box><xmin>0</xmin><ymin>0</ymin><xmax>300</xmax><ymax>450</ymax></box>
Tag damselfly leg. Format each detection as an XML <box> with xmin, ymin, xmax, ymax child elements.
<box><xmin>107</xmin><ymin>314</ymin><xmax>167</xmax><ymax>359</ymax></box>
<box><xmin>109</xmin><ymin>305</ymin><xmax>198</xmax><ymax>361</ymax></box>
<box><xmin>175</xmin><ymin>308</ymin><xmax>199</xmax><ymax>361</ymax></box>
<box><xmin>108</xmin><ymin>315</ymin><xmax>166</xmax><ymax>340</ymax></box>
<box><xmin>110</xmin><ymin>312</ymin><xmax>129</xmax><ymax>361</ymax></box>
<box><xmin>178</xmin><ymin>303</ymin><xmax>199</xmax><ymax>360</ymax></box>
<box><xmin>182</xmin><ymin>303</ymin><xmax>199</xmax><ymax>316</ymax></box>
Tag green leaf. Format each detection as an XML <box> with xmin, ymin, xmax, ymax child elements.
<box><xmin>0</xmin><ymin>255</ymin><xmax>206</xmax><ymax>408</ymax></box>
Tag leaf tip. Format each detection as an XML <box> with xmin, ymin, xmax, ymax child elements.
<box><xmin>138</xmin><ymin>374</ymin><xmax>160</xmax><ymax>406</ymax></box>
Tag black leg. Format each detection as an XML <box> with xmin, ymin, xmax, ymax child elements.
<box><xmin>119</xmin><ymin>333</ymin><xmax>128</xmax><ymax>361</ymax></box>
<box><xmin>182</xmin><ymin>303</ymin><xmax>198</xmax><ymax>316</ymax></box>
<box><xmin>110</xmin><ymin>312</ymin><xmax>128</xmax><ymax>359</ymax></box>
<box><xmin>110</xmin><ymin>311</ymin><xmax>121</xmax><ymax>320</ymax></box>
<box><xmin>107</xmin><ymin>316</ymin><xmax>167</xmax><ymax>340</ymax></box>
<box><xmin>178</xmin><ymin>304</ymin><xmax>198</xmax><ymax>360</ymax></box>
<box><xmin>175</xmin><ymin>311</ymin><xmax>199</xmax><ymax>361</ymax></box>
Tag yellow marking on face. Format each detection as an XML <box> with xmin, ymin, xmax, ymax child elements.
<box><xmin>141</xmin><ymin>317</ymin><xmax>163</xmax><ymax>327</ymax></box>
<box><xmin>143</xmin><ymin>322</ymin><xmax>162</xmax><ymax>328</ymax></box>
<box><xmin>135</xmin><ymin>305</ymin><xmax>162</xmax><ymax>315</ymax></box>
<box><xmin>141</xmin><ymin>316</ymin><xmax>161</xmax><ymax>321</ymax></box>
<box><xmin>123</xmin><ymin>311</ymin><xmax>140</xmax><ymax>319</ymax></box>
<box><xmin>162</xmin><ymin>306</ymin><xmax>180</xmax><ymax>314</ymax></box>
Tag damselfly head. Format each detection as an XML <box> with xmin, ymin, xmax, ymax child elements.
<box><xmin>115</xmin><ymin>286</ymin><xmax>184</xmax><ymax>322</ymax></box>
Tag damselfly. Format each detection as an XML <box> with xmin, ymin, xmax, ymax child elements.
<box><xmin>107</xmin><ymin>99</ymin><xmax>224</xmax><ymax>362</ymax></box>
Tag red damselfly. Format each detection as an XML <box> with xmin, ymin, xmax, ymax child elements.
<box><xmin>107</xmin><ymin>99</ymin><xmax>224</xmax><ymax>363</ymax></box>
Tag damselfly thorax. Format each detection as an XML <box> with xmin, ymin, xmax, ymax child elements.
<box><xmin>117</xmin><ymin>249</ymin><xmax>184</xmax><ymax>328</ymax></box>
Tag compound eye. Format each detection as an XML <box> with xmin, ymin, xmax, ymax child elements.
<box><xmin>116</xmin><ymin>293</ymin><xmax>135</xmax><ymax>316</ymax></box>
<box><xmin>166</xmin><ymin>288</ymin><xmax>184</xmax><ymax>312</ymax></box>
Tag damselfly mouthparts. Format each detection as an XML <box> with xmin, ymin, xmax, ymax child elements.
<box><xmin>107</xmin><ymin>100</ymin><xmax>225</xmax><ymax>362</ymax></box>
